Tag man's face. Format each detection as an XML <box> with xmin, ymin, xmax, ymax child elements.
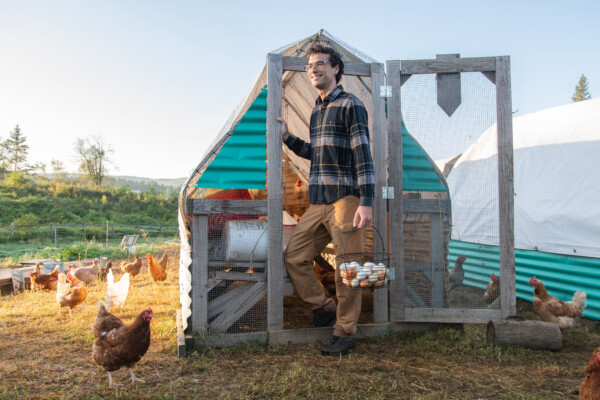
<box><xmin>307</xmin><ymin>53</ymin><xmax>339</xmax><ymax>92</ymax></box>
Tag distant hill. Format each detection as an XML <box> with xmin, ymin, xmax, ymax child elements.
<box><xmin>110</xmin><ymin>176</ymin><xmax>186</xmax><ymax>194</ymax></box>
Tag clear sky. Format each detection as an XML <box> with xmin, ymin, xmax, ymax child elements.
<box><xmin>1</xmin><ymin>0</ymin><xmax>598</xmax><ymax>179</ymax></box>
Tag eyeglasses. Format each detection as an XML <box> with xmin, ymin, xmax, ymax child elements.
<box><xmin>304</xmin><ymin>61</ymin><xmax>332</xmax><ymax>72</ymax></box>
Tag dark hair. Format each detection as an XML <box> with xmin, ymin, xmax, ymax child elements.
<box><xmin>307</xmin><ymin>43</ymin><xmax>344</xmax><ymax>84</ymax></box>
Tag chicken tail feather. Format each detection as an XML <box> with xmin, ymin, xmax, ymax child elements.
<box><xmin>572</xmin><ymin>290</ymin><xmax>587</xmax><ymax>309</ymax></box>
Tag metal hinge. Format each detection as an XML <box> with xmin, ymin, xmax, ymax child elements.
<box><xmin>380</xmin><ymin>85</ymin><xmax>392</xmax><ymax>98</ymax></box>
<box><xmin>382</xmin><ymin>186</ymin><xmax>395</xmax><ymax>199</ymax></box>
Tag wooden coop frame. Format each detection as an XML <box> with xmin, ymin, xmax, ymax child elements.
<box><xmin>183</xmin><ymin>52</ymin><xmax>515</xmax><ymax>349</ymax></box>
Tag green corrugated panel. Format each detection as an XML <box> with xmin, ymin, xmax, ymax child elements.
<box><xmin>402</xmin><ymin>122</ymin><xmax>448</xmax><ymax>192</ymax></box>
<box><xmin>196</xmin><ymin>88</ymin><xmax>447</xmax><ymax>192</ymax></box>
<box><xmin>448</xmin><ymin>240</ymin><xmax>600</xmax><ymax>320</ymax></box>
<box><xmin>195</xmin><ymin>88</ymin><xmax>267</xmax><ymax>189</ymax></box>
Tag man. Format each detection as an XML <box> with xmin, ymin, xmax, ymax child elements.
<box><xmin>278</xmin><ymin>43</ymin><xmax>375</xmax><ymax>356</ymax></box>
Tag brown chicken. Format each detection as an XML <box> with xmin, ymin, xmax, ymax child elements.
<box><xmin>314</xmin><ymin>263</ymin><xmax>336</xmax><ymax>297</ymax></box>
<box><xmin>92</xmin><ymin>300</ymin><xmax>153</xmax><ymax>386</ymax></box>
<box><xmin>580</xmin><ymin>347</ymin><xmax>600</xmax><ymax>400</ymax></box>
<box><xmin>69</xmin><ymin>259</ymin><xmax>100</xmax><ymax>285</ymax></box>
<box><xmin>448</xmin><ymin>255</ymin><xmax>466</xmax><ymax>292</ymax></box>
<box><xmin>483</xmin><ymin>273</ymin><xmax>501</xmax><ymax>304</ymax></box>
<box><xmin>99</xmin><ymin>261</ymin><xmax>112</xmax><ymax>281</ymax></box>
<box><xmin>294</xmin><ymin>179</ymin><xmax>308</xmax><ymax>201</ymax></box>
<box><xmin>146</xmin><ymin>253</ymin><xmax>168</xmax><ymax>282</ymax></box>
<box><xmin>529</xmin><ymin>276</ymin><xmax>587</xmax><ymax>330</ymax></box>
<box><xmin>30</xmin><ymin>264</ymin><xmax>60</xmax><ymax>291</ymax></box>
<box><xmin>56</xmin><ymin>272</ymin><xmax>88</xmax><ymax>316</ymax></box>
<box><xmin>121</xmin><ymin>256</ymin><xmax>143</xmax><ymax>279</ymax></box>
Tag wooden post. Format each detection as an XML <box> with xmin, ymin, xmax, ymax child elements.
<box><xmin>191</xmin><ymin>214</ymin><xmax>209</xmax><ymax>334</ymax></box>
<box><xmin>371</xmin><ymin>62</ymin><xmax>388</xmax><ymax>324</ymax></box>
<box><xmin>266</xmin><ymin>53</ymin><xmax>284</xmax><ymax>331</ymax></box>
<box><xmin>386</xmin><ymin>60</ymin><xmax>405</xmax><ymax>322</ymax></box>
<box><xmin>496</xmin><ymin>56</ymin><xmax>516</xmax><ymax>319</ymax></box>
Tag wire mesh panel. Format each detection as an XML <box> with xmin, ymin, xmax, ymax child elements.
<box><xmin>387</xmin><ymin>56</ymin><xmax>515</xmax><ymax>323</ymax></box>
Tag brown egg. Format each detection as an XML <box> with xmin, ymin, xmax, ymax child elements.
<box><xmin>373</xmin><ymin>280</ymin><xmax>383</xmax><ymax>287</ymax></box>
<box><xmin>347</xmin><ymin>267</ymin><xmax>357</xmax><ymax>280</ymax></box>
<box><xmin>360</xmin><ymin>279</ymin><xmax>371</xmax><ymax>288</ymax></box>
<box><xmin>340</xmin><ymin>270</ymin><xmax>348</xmax><ymax>279</ymax></box>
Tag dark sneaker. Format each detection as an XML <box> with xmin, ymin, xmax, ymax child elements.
<box><xmin>321</xmin><ymin>335</ymin><xmax>355</xmax><ymax>356</ymax></box>
<box><xmin>312</xmin><ymin>308</ymin><xmax>337</xmax><ymax>328</ymax></box>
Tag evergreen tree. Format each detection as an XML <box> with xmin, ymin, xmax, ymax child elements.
<box><xmin>571</xmin><ymin>74</ymin><xmax>591</xmax><ymax>102</ymax></box>
<box><xmin>2</xmin><ymin>125</ymin><xmax>30</xmax><ymax>172</ymax></box>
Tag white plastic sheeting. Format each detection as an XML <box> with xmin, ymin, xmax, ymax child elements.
<box><xmin>448</xmin><ymin>98</ymin><xmax>600</xmax><ymax>258</ymax></box>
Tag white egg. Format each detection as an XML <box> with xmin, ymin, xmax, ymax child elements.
<box><xmin>356</xmin><ymin>271</ymin><xmax>368</xmax><ymax>281</ymax></box>
<box><xmin>368</xmin><ymin>273</ymin><xmax>379</xmax><ymax>283</ymax></box>
<box><xmin>351</xmin><ymin>278</ymin><xmax>359</xmax><ymax>287</ymax></box>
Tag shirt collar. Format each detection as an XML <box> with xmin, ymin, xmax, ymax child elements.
<box><xmin>316</xmin><ymin>85</ymin><xmax>344</xmax><ymax>105</ymax></box>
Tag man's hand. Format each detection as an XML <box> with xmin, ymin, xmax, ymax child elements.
<box><xmin>277</xmin><ymin>117</ymin><xmax>289</xmax><ymax>140</ymax></box>
<box><xmin>353</xmin><ymin>205</ymin><xmax>373</xmax><ymax>229</ymax></box>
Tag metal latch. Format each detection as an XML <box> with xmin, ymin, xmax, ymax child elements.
<box><xmin>380</xmin><ymin>85</ymin><xmax>392</xmax><ymax>98</ymax></box>
<box><xmin>382</xmin><ymin>186</ymin><xmax>395</xmax><ymax>199</ymax></box>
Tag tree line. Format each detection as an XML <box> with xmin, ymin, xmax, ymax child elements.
<box><xmin>0</xmin><ymin>127</ymin><xmax>114</xmax><ymax>187</ymax></box>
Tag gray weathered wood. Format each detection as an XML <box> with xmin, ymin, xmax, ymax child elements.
<box><xmin>487</xmin><ymin>319</ymin><xmax>561</xmax><ymax>351</ymax></box>
<box><xmin>403</xmin><ymin>199</ymin><xmax>451</xmax><ymax>214</ymax></box>
<box><xmin>211</xmin><ymin>271</ymin><xmax>266</xmax><ymax>282</ymax></box>
<box><xmin>208</xmin><ymin>282</ymin><xmax>253</xmax><ymax>319</ymax></box>
<box><xmin>386</xmin><ymin>60</ymin><xmax>405</xmax><ymax>322</ymax></box>
<box><xmin>399</xmin><ymin>57</ymin><xmax>496</xmax><ymax>75</ymax></box>
<box><xmin>191</xmin><ymin>215</ymin><xmax>209</xmax><ymax>334</ymax></box>
<box><xmin>482</xmin><ymin>71</ymin><xmax>496</xmax><ymax>84</ymax></box>
<box><xmin>496</xmin><ymin>56</ymin><xmax>516</xmax><ymax>319</ymax></box>
<box><xmin>188</xmin><ymin>321</ymin><xmax>440</xmax><ymax>349</ymax></box>
<box><xmin>281</xmin><ymin>56</ymin><xmax>372</xmax><ymax>76</ymax></box>
<box><xmin>267</xmin><ymin>53</ymin><xmax>284</xmax><ymax>331</ymax></box>
<box><xmin>436</xmin><ymin>54</ymin><xmax>461</xmax><ymax>117</ymax></box>
<box><xmin>187</xmin><ymin>199</ymin><xmax>268</xmax><ymax>215</ymax></box>
<box><xmin>405</xmin><ymin>307</ymin><xmax>501</xmax><ymax>323</ymax></box>
<box><xmin>371</xmin><ymin>62</ymin><xmax>388</xmax><ymax>324</ymax></box>
<box><xmin>208</xmin><ymin>261</ymin><xmax>266</xmax><ymax>269</ymax></box>
<box><xmin>176</xmin><ymin>309</ymin><xmax>187</xmax><ymax>358</ymax></box>
<box><xmin>430</xmin><ymin>214</ymin><xmax>444</xmax><ymax>308</ymax></box>
<box><xmin>209</xmin><ymin>281</ymin><xmax>267</xmax><ymax>333</ymax></box>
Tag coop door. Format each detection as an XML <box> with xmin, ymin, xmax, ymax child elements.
<box><xmin>385</xmin><ymin>55</ymin><xmax>516</xmax><ymax>323</ymax></box>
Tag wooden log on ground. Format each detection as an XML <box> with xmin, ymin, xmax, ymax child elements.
<box><xmin>487</xmin><ymin>319</ymin><xmax>562</xmax><ymax>351</ymax></box>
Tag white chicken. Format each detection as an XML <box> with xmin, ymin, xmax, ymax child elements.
<box><xmin>105</xmin><ymin>268</ymin><xmax>130</xmax><ymax>310</ymax></box>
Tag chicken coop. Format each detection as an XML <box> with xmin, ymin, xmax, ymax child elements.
<box><xmin>177</xmin><ymin>30</ymin><xmax>515</xmax><ymax>352</ymax></box>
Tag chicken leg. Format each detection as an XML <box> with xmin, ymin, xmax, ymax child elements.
<box><xmin>129</xmin><ymin>368</ymin><xmax>145</xmax><ymax>383</ymax></box>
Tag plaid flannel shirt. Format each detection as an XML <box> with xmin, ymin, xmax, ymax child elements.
<box><xmin>284</xmin><ymin>85</ymin><xmax>375</xmax><ymax>206</ymax></box>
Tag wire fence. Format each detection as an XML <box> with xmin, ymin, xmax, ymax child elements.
<box><xmin>0</xmin><ymin>223</ymin><xmax>178</xmax><ymax>245</ymax></box>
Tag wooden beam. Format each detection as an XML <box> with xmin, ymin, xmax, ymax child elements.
<box><xmin>430</xmin><ymin>214</ymin><xmax>444</xmax><ymax>308</ymax></box>
<box><xmin>281</xmin><ymin>56</ymin><xmax>372</xmax><ymax>76</ymax></box>
<box><xmin>386</xmin><ymin>60</ymin><xmax>405</xmax><ymax>322</ymax></box>
<box><xmin>403</xmin><ymin>199</ymin><xmax>451</xmax><ymax>214</ymax></box>
<box><xmin>211</xmin><ymin>271</ymin><xmax>266</xmax><ymax>282</ymax></box>
<box><xmin>208</xmin><ymin>282</ymin><xmax>253</xmax><ymax>319</ymax></box>
<box><xmin>187</xmin><ymin>199</ymin><xmax>267</xmax><ymax>215</ymax></box>
<box><xmin>495</xmin><ymin>56</ymin><xmax>516</xmax><ymax>319</ymax></box>
<box><xmin>399</xmin><ymin>57</ymin><xmax>496</xmax><ymax>75</ymax></box>
<box><xmin>405</xmin><ymin>307</ymin><xmax>501</xmax><ymax>323</ymax></box>
<box><xmin>209</xmin><ymin>281</ymin><xmax>267</xmax><ymax>333</ymax></box>
<box><xmin>436</xmin><ymin>54</ymin><xmax>461</xmax><ymax>117</ymax></box>
<box><xmin>267</xmin><ymin>53</ymin><xmax>284</xmax><ymax>331</ymax></box>
<box><xmin>191</xmin><ymin>215</ymin><xmax>209</xmax><ymax>334</ymax></box>
<box><xmin>371</xmin><ymin>62</ymin><xmax>388</xmax><ymax>324</ymax></box>
<box><xmin>208</xmin><ymin>261</ymin><xmax>266</xmax><ymax>269</ymax></box>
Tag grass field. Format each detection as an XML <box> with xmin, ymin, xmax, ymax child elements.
<box><xmin>0</xmin><ymin>246</ymin><xmax>598</xmax><ymax>399</ymax></box>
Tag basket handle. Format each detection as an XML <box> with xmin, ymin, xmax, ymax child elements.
<box><xmin>342</xmin><ymin>225</ymin><xmax>386</xmax><ymax>255</ymax></box>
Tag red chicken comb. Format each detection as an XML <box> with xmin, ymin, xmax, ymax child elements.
<box><xmin>528</xmin><ymin>276</ymin><xmax>538</xmax><ymax>286</ymax></box>
<box><xmin>491</xmin><ymin>273</ymin><xmax>499</xmax><ymax>282</ymax></box>
<box><xmin>296</xmin><ymin>180</ymin><xmax>302</xmax><ymax>186</ymax></box>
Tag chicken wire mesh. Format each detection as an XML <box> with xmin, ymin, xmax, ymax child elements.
<box><xmin>399</xmin><ymin>66</ymin><xmax>497</xmax><ymax>311</ymax></box>
<box><xmin>205</xmin><ymin>207</ymin><xmax>268</xmax><ymax>335</ymax></box>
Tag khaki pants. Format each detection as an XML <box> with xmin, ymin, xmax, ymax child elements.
<box><xmin>284</xmin><ymin>195</ymin><xmax>364</xmax><ymax>338</ymax></box>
